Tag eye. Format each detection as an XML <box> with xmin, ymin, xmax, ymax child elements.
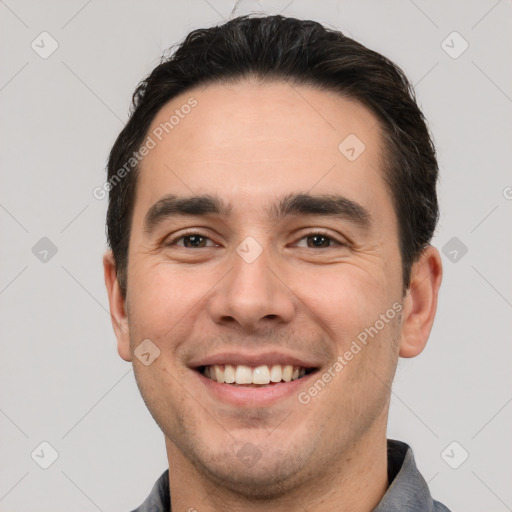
<box><xmin>295</xmin><ymin>232</ymin><xmax>345</xmax><ymax>249</ymax></box>
<box><xmin>169</xmin><ymin>233</ymin><xmax>217</xmax><ymax>248</ymax></box>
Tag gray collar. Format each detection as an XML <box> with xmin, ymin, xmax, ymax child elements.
<box><xmin>372</xmin><ymin>440</ymin><xmax>451</xmax><ymax>511</ymax></box>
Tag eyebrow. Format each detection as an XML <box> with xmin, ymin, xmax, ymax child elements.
<box><xmin>143</xmin><ymin>194</ymin><xmax>231</xmax><ymax>232</ymax></box>
<box><xmin>143</xmin><ymin>193</ymin><xmax>372</xmax><ymax>233</ymax></box>
<box><xmin>270</xmin><ymin>192</ymin><xmax>372</xmax><ymax>228</ymax></box>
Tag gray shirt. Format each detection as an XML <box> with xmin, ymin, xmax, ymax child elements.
<box><xmin>131</xmin><ymin>440</ymin><xmax>451</xmax><ymax>511</ymax></box>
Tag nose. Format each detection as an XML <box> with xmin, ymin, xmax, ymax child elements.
<box><xmin>207</xmin><ymin>243</ymin><xmax>296</xmax><ymax>331</ymax></box>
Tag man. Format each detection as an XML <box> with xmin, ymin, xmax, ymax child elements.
<box><xmin>103</xmin><ymin>14</ymin><xmax>448</xmax><ymax>512</ymax></box>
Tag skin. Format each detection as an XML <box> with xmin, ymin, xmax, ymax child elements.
<box><xmin>104</xmin><ymin>80</ymin><xmax>442</xmax><ymax>512</ymax></box>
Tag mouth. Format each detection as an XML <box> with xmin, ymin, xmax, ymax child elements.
<box><xmin>196</xmin><ymin>364</ymin><xmax>318</xmax><ymax>387</ymax></box>
<box><xmin>189</xmin><ymin>352</ymin><xmax>323</xmax><ymax>406</ymax></box>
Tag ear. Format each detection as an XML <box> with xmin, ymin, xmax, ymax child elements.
<box><xmin>103</xmin><ymin>251</ymin><xmax>131</xmax><ymax>361</ymax></box>
<box><xmin>399</xmin><ymin>246</ymin><xmax>443</xmax><ymax>358</ymax></box>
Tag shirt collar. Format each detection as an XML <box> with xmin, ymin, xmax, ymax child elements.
<box><xmin>373</xmin><ymin>439</ymin><xmax>450</xmax><ymax>511</ymax></box>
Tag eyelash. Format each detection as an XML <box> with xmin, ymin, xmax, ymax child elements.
<box><xmin>166</xmin><ymin>229</ymin><xmax>347</xmax><ymax>249</ymax></box>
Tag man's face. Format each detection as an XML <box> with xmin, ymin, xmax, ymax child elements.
<box><xmin>118</xmin><ymin>81</ymin><xmax>406</xmax><ymax>494</ymax></box>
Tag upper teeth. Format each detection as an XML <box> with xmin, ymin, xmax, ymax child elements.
<box><xmin>204</xmin><ymin>364</ymin><xmax>307</xmax><ymax>385</ymax></box>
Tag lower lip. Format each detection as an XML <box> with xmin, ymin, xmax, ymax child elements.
<box><xmin>195</xmin><ymin>370</ymin><xmax>317</xmax><ymax>407</ymax></box>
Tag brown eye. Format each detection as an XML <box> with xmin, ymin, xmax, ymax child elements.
<box><xmin>181</xmin><ymin>235</ymin><xmax>208</xmax><ymax>248</ymax></box>
<box><xmin>296</xmin><ymin>232</ymin><xmax>343</xmax><ymax>249</ymax></box>
<box><xmin>306</xmin><ymin>235</ymin><xmax>332</xmax><ymax>248</ymax></box>
<box><xmin>169</xmin><ymin>233</ymin><xmax>216</xmax><ymax>248</ymax></box>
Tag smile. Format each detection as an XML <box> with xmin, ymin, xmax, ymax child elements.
<box><xmin>200</xmin><ymin>364</ymin><xmax>315</xmax><ymax>386</ymax></box>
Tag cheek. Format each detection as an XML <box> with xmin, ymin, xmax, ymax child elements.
<box><xmin>127</xmin><ymin>259</ymin><xmax>207</xmax><ymax>340</ymax></box>
<box><xmin>290</xmin><ymin>262</ymin><xmax>394</xmax><ymax>341</ymax></box>
<box><xmin>132</xmin><ymin>360</ymin><xmax>196</xmax><ymax>450</ymax></box>
<box><xmin>290</xmin><ymin>262</ymin><xmax>402</xmax><ymax>396</ymax></box>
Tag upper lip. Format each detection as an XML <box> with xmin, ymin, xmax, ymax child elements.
<box><xmin>189</xmin><ymin>350</ymin><xmax>322</xmax><ymax>369</ymax></box>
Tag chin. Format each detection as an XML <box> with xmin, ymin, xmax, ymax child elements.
<box><xmin>201</xmin><ymin>452</ymin><xmax>310</xmax><ymax>499</ymax></box>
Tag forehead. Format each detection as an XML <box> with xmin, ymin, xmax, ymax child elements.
<box><xmin>134</xmin><ymin>80</ymin><xmax>389</xmax><ymax>218</ymax></box>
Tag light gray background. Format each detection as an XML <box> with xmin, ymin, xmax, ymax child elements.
<box><xmin>1</xmin><ymin>0</ymin><xmax>511</xmax><ymax>510</ymax></box>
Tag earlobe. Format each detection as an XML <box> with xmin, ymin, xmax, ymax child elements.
<box><xmin>103</xmin><ymin>251</ymin><xmax>132</xmax><ymax>362</ymax></box>
<box><xmin>399</xmin><ymin>246</ymin><xmax>443</xmax><ymax>358</ymax></box>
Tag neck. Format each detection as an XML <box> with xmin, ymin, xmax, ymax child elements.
<box><xmin>165</xmin><ymin>426</ymin><xmax>389</xmax><ymax>512</ymax></box>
